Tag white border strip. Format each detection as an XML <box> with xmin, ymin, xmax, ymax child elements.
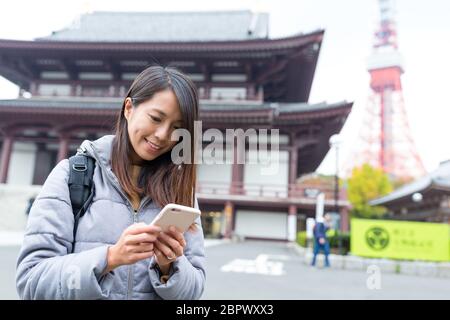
<box><xmin>0</xmin><ymin>231</ymin><xmax>24</xmax><ymax>246</ymax></box>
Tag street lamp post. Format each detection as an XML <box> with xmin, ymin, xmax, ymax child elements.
<box><xmin>412</xmin><ymin>192</ymin><xmax>423</xmax><ymax>203</ymax></box>
<box><xmin>334</xmin><ymin>147</ymin><xmax>339</xmax><ymax>217</ymax></box>
<box><xmin>329</xmin><ymin>134</ymin><xmax>343</xmax><ymax>254</ymax></box>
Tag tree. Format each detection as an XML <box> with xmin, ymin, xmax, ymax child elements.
<box><xmin>347</xmin><ymin>163</ymin><xmax>393</xmax><ymax>218</ymax></box>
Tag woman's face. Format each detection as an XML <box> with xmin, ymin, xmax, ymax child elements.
<box><xmin>124</xmin><ymin>89</ymin><xmax>183</xmax><ymax>164</ymax></box>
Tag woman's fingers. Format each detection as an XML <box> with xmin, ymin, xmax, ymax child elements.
<box><xmin>132</xmin><ymin>242</ymin><xmax>154</xmax><ymax>253</ymax></box>
<box><xmin>154</xmin><ymin>248</ymin><xmax>165</xmax><ymax>262</ymax></box>
<box><xmin>187</xmin><ymin>223</ymin><xmax>198</xmax><ymax>233</ymax></box>
<box><xmin>126</xmin><ymin>233</ymin><xmax>157</xmax><ymax>245</ymax></box>
<box><xmin>154</xmin><ymin>247</ymin><xmax>171</xmax><ymax>264</ymax></box>
<box><xmin>155</xmin><ymin>240</ymin><xmax>177</xmax><ymax>260</ymax></box>
<box><xmin>158</xmin><ymin>232</ymin><xmax>184</xmax><ymax>256</ymax></box>
<box><xmin>167</xmin><ymin>226</ymin><xmax>186</xmax><ymax>247</ymax></box>
<box><xmin>131</xmin><ymin>251</ymin><xmax>154</xmax><ymax>262</ymax></box>
<box><xmin>126</xmin><ymin>223</ymin><xmax>161</xmax><ymax>236</ymax></box>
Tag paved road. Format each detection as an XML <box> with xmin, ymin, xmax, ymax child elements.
<box><xmin>0</xmin><ymin>246</ymin><xmax>19</xmax><ymax>300</ymax></box>
<box><xmin>202</xmin><ymin>240</ymin><xmax>450</xmax><ymax>300</ymax></box>
<box><xmin>2</xmin><ymin>240</ymin><xmax>450</xmax><ymax>299</ymax></box>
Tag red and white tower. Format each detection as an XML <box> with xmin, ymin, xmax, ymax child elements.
<box><xmin>348</xmin><ymin>0</ymin><xmax>426</xmax><ymax>180</ymax></box>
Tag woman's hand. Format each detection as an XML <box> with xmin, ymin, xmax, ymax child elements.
<box><xmin>153</xmin><ymin>226</ymin><xmax>188</xmax><ymax>275</ymax></box>
<box><xmin>104</xmin><ymin>223</ymin><xmax>161</xmax><ymax>274</ymax></box>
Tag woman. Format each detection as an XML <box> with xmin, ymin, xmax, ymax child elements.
<box><xmin>16</xmin><ymin>66</ymin><xmax>205</xmax><ymax>300</ymax></box>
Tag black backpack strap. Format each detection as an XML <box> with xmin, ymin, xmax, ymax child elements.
<box><xmin>68</xmin><ymin>152</ymin><xmax>95</xmax><ymax>252</ymax></box>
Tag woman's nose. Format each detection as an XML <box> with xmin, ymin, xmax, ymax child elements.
<box><xmin>154</xmin><ymin>125</ymin><xmax>171</xmax><ymax>142</ymax></box>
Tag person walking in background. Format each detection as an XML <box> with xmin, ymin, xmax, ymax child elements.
<box><xmin>311</xmin><ymin>213</ymin><xmax>331</xmax><ymax>268</ymax></box>
<box><xmin>25</xmin><ymin>196</ymin><xmax>36</xmax><ymax>216</ymax></box>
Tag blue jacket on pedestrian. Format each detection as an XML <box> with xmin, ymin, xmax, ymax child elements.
<box><xmin>313</xmin><ymin>222</ymin><xmax>329</xmax><ymax>240</ymax></box>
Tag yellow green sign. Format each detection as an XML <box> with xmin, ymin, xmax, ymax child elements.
<box><xmin>351</xmin><ymin>219</ymin><xmax>450</xmax><ymax>262</ymax></box>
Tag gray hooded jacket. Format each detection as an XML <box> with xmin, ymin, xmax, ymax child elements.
<box><xmin>16</xmin><ymin>135</ymin><xmax>206</xmax><ymax>300</ymax></box>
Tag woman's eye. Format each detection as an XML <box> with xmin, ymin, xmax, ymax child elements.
<box><xmin>150</xmin><ymin>115</ymin><xmax>161</xmax><ymax>122</ymax></box>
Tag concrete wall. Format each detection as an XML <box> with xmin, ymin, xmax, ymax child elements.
<box><xmin>244</xmin><ymin>150</ymin><xmax>288</xmax><ymax>197</ymax></box>
<box><xmin>7</xmin><ymin>142</ymin><xmax>37</xmax><ymax>185</ymax></box>
<box><xmin>235</xmin><ymin>210</ymin><xmax>287</xmax><ymax>239</ymax></box>
<box><xmin>0</xmin><ymin>184</ymin><xmax>42</xmax><ymax>231</ymax></box>
<box><xmin>197</xmin><ymin>147</ymin><xmax>232</xmax><ymax>194</ymax></box>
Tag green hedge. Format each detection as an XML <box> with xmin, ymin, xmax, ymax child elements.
<box><xmin>328</xmin><ymin>232</ymin><xmax>351</xmax><ymax>255</ymax></box>
<box><xmin>296</xmin><ymin>230</ymin><xmax>351</xmax><ymax>255</ymax></box>
<box><xmin>296</xmin><ymin>231</ymin><xmax>307</xmax><ymax>247</ymax></box>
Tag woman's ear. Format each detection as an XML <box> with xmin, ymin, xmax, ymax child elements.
<box><xmin>123</xmin><ymin>97</ymin><xmax>134</xmax><ymax>121</ymax></box>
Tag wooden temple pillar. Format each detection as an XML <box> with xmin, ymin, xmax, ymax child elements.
<box><xmin>57</xmin><ymin>134</ymin><xmax>70</xmax><ymax>162</ymax></box>
<box><xmin>288</xmin><ymin>204</ymin><xmax>297</xmax><ymax>242</ymax></box>
<box><xmin>230</xmin><ymin>141</ymin><xmax>244</xmax><ymax>195</ymax></box>
<box><xmin>0</xmin><ymin>135</ymin><xmax>13</xmax><ymax>183</ymax></box>
<box><xmin>287</xmin><ymin>132</ymin><xmax>299</xmax><ymax>241</ymax></box>
<box><xmin>340</xmin><ymin>206</ymin><xmax>350</xmax><ymax>232</ymax></box>
<box><xmin>223</xmin><ymin>201</ymin><xmax>235</xmax><ymax>239</ymax></box>
<box><xmin>288</xmin><ymin>132</ymin><xmax>298</xmax><ymax>195</ymax></box>
<box><xmin>32</xmin><ymin>143</ymin><xmax>54</xmax><ymax>185</ymax></box>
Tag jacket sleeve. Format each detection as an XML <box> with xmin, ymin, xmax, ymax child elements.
<box><xmin>16</xmin><ymin>159</ymin><xmax>115</xmax><ymax>300</ymax></box>
<box><xmin>148</xmin><ymin>198</ymin><xmax>206</xmax><ymax>300</ymax></box>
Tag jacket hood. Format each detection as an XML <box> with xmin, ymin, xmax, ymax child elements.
<box><xmin>80</xmin><ymin>134</ymin><xmax>115</xmax><ymax>169</ymax></box>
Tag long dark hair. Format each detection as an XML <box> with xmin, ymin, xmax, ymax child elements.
<box><xmin>111</xmin><ymin>65</ymin><xmax>198</xmax><ymax>207</ymax></box>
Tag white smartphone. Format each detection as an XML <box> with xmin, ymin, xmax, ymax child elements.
<box><xmin>150</xmin><ymin>203</ymin><xmax>201</xmax><ymax>233</ymax></box>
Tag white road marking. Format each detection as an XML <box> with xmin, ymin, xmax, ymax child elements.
<box><xmin>220</xmin><ymin>254</ymin><xmax>286</xmax><ymax>276</ymax></box>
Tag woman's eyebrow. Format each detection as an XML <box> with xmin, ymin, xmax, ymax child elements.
<box><xmin>152</xmin><ymin>108</ymin><xmax>167</xmax><ymax>117</ymax></box>
<box><xmin>151</xmin><ymin>108</ymin><xmax>182</xmax><ymax>123</ymax></box>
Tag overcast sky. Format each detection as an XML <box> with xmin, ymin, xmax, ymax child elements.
<box><xmin>0</xmin><ymin>0</ymin><xmax>449</xmax><ymax>176</ymax></box>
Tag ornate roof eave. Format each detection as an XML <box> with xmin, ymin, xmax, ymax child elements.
<box><xmin>0</xmin><ymin>106</ymin><xmax>116</xmax><ymax>117</ymax></box>
<box><xmin>0</xmin><ymin>30</ymin><xmax>324</xmax><ymax>54</ymax></box>
<box><xmin>0</xmin><ymin>98</ymin><xmax>352</xmax><ymax>125</ymax></box>
<box><xmin>371</xmin><ymin>182</ymin><xmax>450</xmax><ymax>208</ymax></box>
<box><xmin>275</xmin><ymin>102</ymin><xmax>352</xmax><ymax>124</ymax></box>
<box><xmin>370</xmin><ymin>160</ymin><xmax>450</xmax><ymax>206</ymax></box>
<box><xmin>369</xmin><ymin>177</ymin><xmax>432</xmax><ymax>207</ymax></box>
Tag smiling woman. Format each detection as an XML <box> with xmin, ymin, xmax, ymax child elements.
<box><xmin>16</xmin><ymin>65</ymin><xmax>206</xmax><ymax>300</ymax></box>
<box><xmin>127</xmin><ymin>92</ymin><xmax>183</xmax><ymax>160</ymax></box>
<box><xmin>112</xmin><ymin>66</ymin><xmax>199</xmax><ymax>210</ymax></box>
<box><xmin>125</xmin><ymin>91</ymin><xmax>183</xmax><ymax>163</ymax></box>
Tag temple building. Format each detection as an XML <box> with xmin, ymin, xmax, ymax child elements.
<box><xmin>0</xmin><ymin>11</ymin><xmax>352</xmax><ymax>240</ymax></box>
<box><xmin>370</xmin><ymin>160</ymin><xmax>450</xmax><ymax>223</ymax></box>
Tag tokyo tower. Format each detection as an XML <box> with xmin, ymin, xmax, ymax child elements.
<box><xmin>348</xmin><ymin>0</ymin><xmax>426</xmax><ymax>180</ymax></box>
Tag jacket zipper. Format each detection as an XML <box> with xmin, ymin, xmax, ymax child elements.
<box><xmin>126</xmin><ymin>196</ymin><xmax>153</xmax><ymax>299</ymax></box>
<box><xmin>127</xmin><ymin>207</ymin><xmax>139</xmax><ymax>300</ymax></box>
<box><xmin>86</xmin><ymin>145</ymin><xmax>153</xmax><ymax>299</ymax></box>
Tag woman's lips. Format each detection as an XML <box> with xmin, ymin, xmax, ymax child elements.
<box><xmin>144</xmin><ymin>138</ymin><xmax>162</xmax><ymax>153</ymax></box>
